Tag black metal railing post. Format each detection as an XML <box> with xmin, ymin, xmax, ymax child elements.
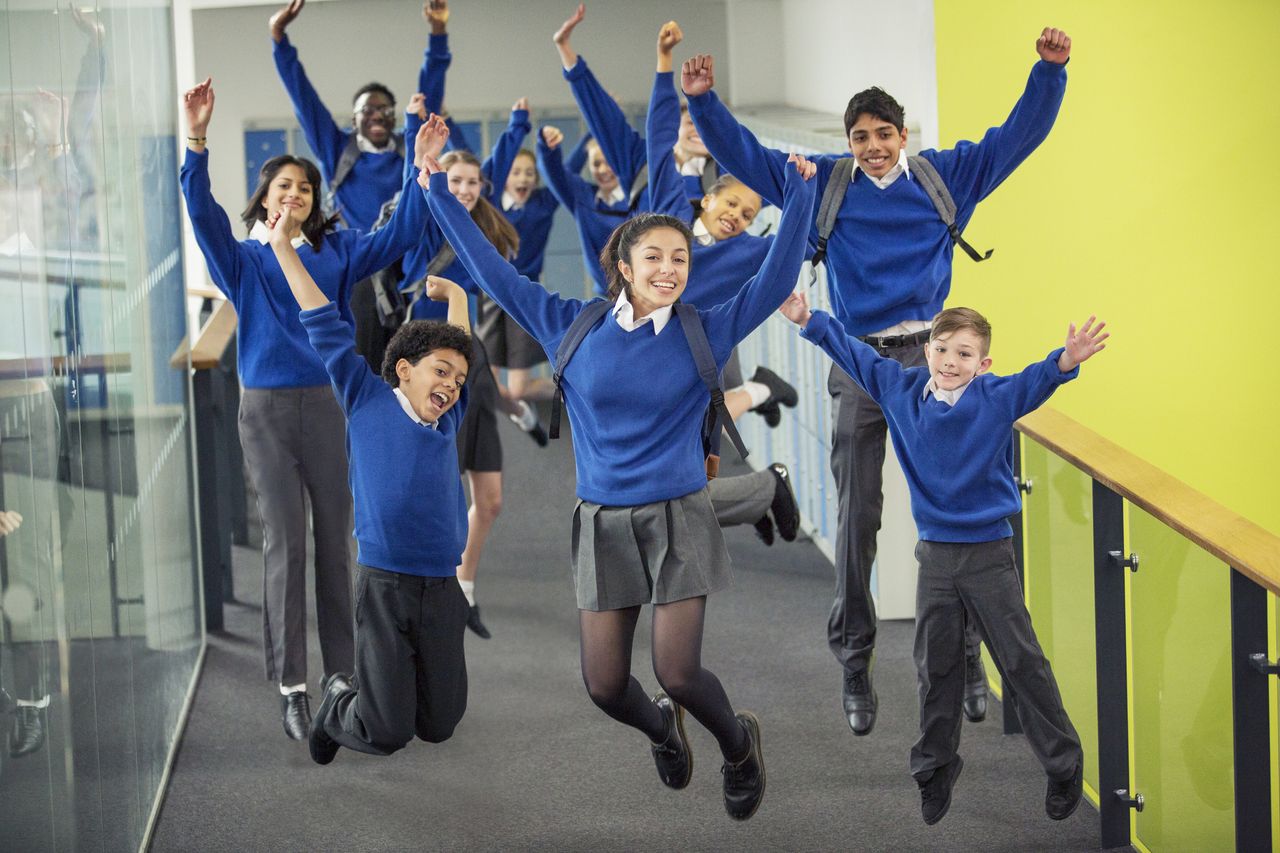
<box><xmin>1230</xmin><ymin>569</ymin><xmax>1273</xmax><ymax>853</ymax></box>
<box><xmin>1004</xmin><ymin>430</ymin><xmax>1027</xmax><ymax>735</ymax></box>
<box><xmin>1093</xmin><ymin>481</ymin><xmax>1134</xmax><ymax>848</ymax></box>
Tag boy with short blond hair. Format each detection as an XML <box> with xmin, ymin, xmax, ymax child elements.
<box><xmin>780</xmin><ymin>292</ymin><xmax>1107</xmax><ymax>827</ymax></box>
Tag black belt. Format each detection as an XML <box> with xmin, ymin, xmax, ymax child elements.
<box><xmin>857</xmin><ymin>328</ymin><xmax>931</xmax><ymax>350</ymax></box>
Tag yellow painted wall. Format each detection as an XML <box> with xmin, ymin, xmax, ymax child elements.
<box><xmin>932</xmin><ymin>1</ymin><xmax>1280</xmax><ymax>537</ymax></box>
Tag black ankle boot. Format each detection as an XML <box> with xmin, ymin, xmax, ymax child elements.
<box><xmin>9</xmin><ymin>705</ymin><xmax>47</xmax><ymax>758</ymax></box>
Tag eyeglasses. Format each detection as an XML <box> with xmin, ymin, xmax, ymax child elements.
<box><xmin>354</xmin><ymin>105</ymin><xmax>396</xmax><ymax>120</ymax></box>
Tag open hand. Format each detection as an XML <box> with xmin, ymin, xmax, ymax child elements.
<box><xmin>778</xmin><ymin>291</ymin><xmax>812</xmax><ymax>327</ymax></box>
<box><xmin>269</xmin><ymin>0</ymin><xmax>303</xmax><ymax>42</ymax></box>
<box><xmin>541</xmin><ymin>126</ymin><xmax>564</xmax><ymax>149</ymax></box>
<box><xmin>1036</xmin><ymin>27</ymin><xmax>1071</xmax><ymax>64</ymax></box>
<box><xmin>787</xmin><ymin>152</ymin><xmax>817</xmax><ymax>181</ymax></box>
<box><xmin>554</xmin><ymin>3</ymin><xmax>585</xmax><ymax>46</ymax></box>
<box><xmin>681</xmin><ymin>54</ymin><xmax>715</xmax><ymax>97</ymax></box>
<box><xmin>1060</xmin><ymin>315</ymin><xmax>1108</xmax><ymax>371</ymax></box>
<box><xmin>424</xmin><ymin>0</ymin><xmax>449</xmax><ymax>32</ymax></box>
<box><xmin>416</xmin><ymin>113</ymin><xmax>450</xmax><ymax>167</ymax></box>
<box><xmin>0</xmin><ymin>510</ymin><xmax>22</xmax><ymax>537</ymax></box>
<box><xmin>183</xmin><ymin>77</ymin><xmax>215</xmax><ymax>137</ymax></box>
<box><xmin>426</xmin><ymin>275</ymin><xmax>461</xmax><ymax>302</ymax></box>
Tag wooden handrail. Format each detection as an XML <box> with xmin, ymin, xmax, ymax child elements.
<box><xmin>1016</xmin><ymin>406</ymin><xmax>1280</xmax><ymax>595</ymax></box>
<box><xmin>170</xmin><ymin>299</ymin><xmax>237</xmax><ymax>371</ymax></box>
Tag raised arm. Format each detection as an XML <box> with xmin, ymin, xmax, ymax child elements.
<box><xmin>483</xmin><ymin>98</ymin><xmax>531</xmax><ymax>192</ymax></box>
<box><xmin>537</xmin><ymin>125</ymin><xmax>591</xmax><ymax>215</ymax></box>
<box><xmin>269</xmin><ymin>1</ymin><xmax>346</xmax><ymax>178</ymax></box>
<box><xmin>180</xmin><ymin>79</ymin><xmax>246</xmax><ymax>300</ymax></box>
<box><xmin>703</xmin><ymin>154</ymin><xmax>818</xmax><ymax>356</ymax></box>
<box><xmin>419</xmin><ymin>2</ymin><xmax>451</xmax><ymax>115</ymax></box>
<box><xmin>646</xmin><ymin>30</ymin><xmax>692</xmax><ymax>219</ymax></box>
<box><xmin>794</xmin><ymin>305</ymin><xmax>906</xmax><ymax>404</ymax></box>
<box><xmin>565</xmin><ymin>131</ymin><xmax>591</xmax><ymax>174</ymax></box>
<box><xmin>682</xmin><ymin>54</ymin><xmax>791</xmax><ymax>207</ymax></box>
<box><xmin>267</xmin><ymin>208</ymin><xmax>327</xmax><ymax>310</ymax></box>
<box><xmin>426</xmin><ymin>275</ymin><xmax>471</xmax><ymax>334</ymax></box>
<box><xmin>347</xmin><ymin>122</ymin><xmax>438</xmax><ymax>281</ymax></box>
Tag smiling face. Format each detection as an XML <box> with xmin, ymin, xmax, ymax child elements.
<box><xmin>847</xmin><ymin>113</ymin><xmax>907</xmax><ymax>179</ymax></box>
<box><xmin>446</xmin><ymin>161</ymin><xmax>483</xmax><ymax>212</ymax></box>
<box><xmin>924</xmin><ymin>328</ymin><xmax>992</xmax><ymax>392</ymax></box>
<box><xmin>504</xmin><ymin>152</ymin><xmax>537</xmax><ymax>205</ymax></box>
<box><xmin>396</xmin><ymin>348</ymin><xmax>468</xmax><ymax>422</ymax></box>
<box><xmin>353</xmin><ymin>90</ymin><xmax>395</xmax><ymax>147</ymax></box>
<box><xmin>259</xmin><ymin>163</ymin><xmax>314</xmax><ymax>224</ymax></box>
<box><xmin>677</xmin><ymin>110</ymin><xmax>708</xmax><ymax>158</ymax></box>
<box><xmin>588</xmin><ymin>142</ymin><xmax>619</xmax><ymax>195</ymax></box>
<box><xmin>616</xmin><ymin>226</ymin><xmax>690</xmax><ymax>317</ymax></box>
<box><xmin>698</xmin><ymin>180</ymin><xmax>760</xmax><ymax>241</ymax></box>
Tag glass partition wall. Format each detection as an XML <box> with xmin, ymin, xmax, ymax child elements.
<box><xmin>1</xmin><ymin>3</ymin><xmax>202</xmax><ymax>850</ymax></box>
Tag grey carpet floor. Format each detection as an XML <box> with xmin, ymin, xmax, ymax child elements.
<box><xmin>151</xmin><ymin>416</ymin><xmax>1101</xmax><ymax>852</ymax></box>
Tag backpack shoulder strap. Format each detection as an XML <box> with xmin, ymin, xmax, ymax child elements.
<box><xmin>328</xmin><ymin>134</ymin><xmax>362</xmax><ymax>201</ymax></box>
<box><xmin>907</xmin><ymin>154</ymin><xmax>992</xmax><ymax>263</ymax></box>
<box><xmin>548</xmin><ymin>299</ymin><xmax>613</xmax><ymax>440</ymax></box>
<box><xmin>811</xmin><ymin>157</ymin><xmax>856</xmax><ymax>267</ymax></box>
<box><xmin>425</xmin><ymin>243</ymin><xmax>457</xmax><ymax>277</ymax></box>
<box><xmin>673</xmin><ymin>303</ymin><xmax>748</xmax><ymax>476</ymax></box>
<box><xmin>627</xmin><ymin>163</ymin><xmax>650</xmax><ymax>212</ymax></box>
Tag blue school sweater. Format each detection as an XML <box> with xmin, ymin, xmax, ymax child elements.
<box><xmin>688</xmin><ymin>60</ymin><xmax>1067</xmax><ymax>335</ymax></box>
<box><xmin>563</xmin><ymin>57</ymin><xmax>648</xmax><ymax>201</ymax></box>
<box><xmin>421</xmin><ymin>167</ymin><xmax>814</xmax><ymax>505</ymax></box>
<box><xmin>801</xmin><ymin>310</ymin><xmax>1077</xmax><ymax>542</ymax></box>
<box><xmin>272</xmin><ymin>35</ymin><xmax>406</xmax><ymax>233</ymax></box>
<box><xmin>483</xmin><ymin>109</ymin><xmax>560</xmax><ymax>280</ymax></box>
<box><xmin>300</xmin><ymin>302</ymin><xmax>467</xmax><ymax>575</ymax></box>
<box><xmin>180</xmin><ymin>148</ymin><xmax>427</xmax><ymax>388</ymax></box>
<box><xmin>536</xmin><ymin>136</ymin><xmax>629</xmax><ymax>296</ymax></box>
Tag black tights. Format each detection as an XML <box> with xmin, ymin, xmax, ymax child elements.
<box><xmin>578</xmin><ymin>596</ymin><xmax>748</xmax><ymax>761</ymax></box>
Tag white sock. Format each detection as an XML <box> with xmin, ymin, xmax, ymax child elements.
<box><xmin>279</xmin><ymin>682</ymin><xmax>307</xmax><ymax>696</ymax></box>
<box><xmin>508</xmin><ymin>399</ymin><xmax>538</xmax><ymax>431</ymax></box>
<box><xmin>16</xmin><ymin>695</ymin><xmax>50</xmax><ymax>709</ymax></box>
<box><xmin>458</xmin><ymin>578</ymin><xmax>477</xmax><ymax>607</ymax></box>
<box><xmin>734</xmin><ymin>381</ymin><xmax>771</xmax><ymax>409</ymax></box>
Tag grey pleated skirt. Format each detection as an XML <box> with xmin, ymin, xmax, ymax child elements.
<box><xmin>570</xmin><ymin>488</ymin><xmax>733</xmax><ymax>611</ymax></box>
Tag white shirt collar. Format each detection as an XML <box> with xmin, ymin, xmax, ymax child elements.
<box><xmin>598</xmin><ymin>184</ymin><xmax>626</xmax><ymax>206</ymax></box>
<box><xmin>611</xmin><ymin>291</ymin><xmax>672</xmax><ymax>335</ymax></box>
<box><xmin>922</xmin><ymin>375</ymin><xmax>973</xmax><ymax>407</ymax></box>
<box><xmin>393</xmin><ymin>387</ymin><xmax>438</xmax><ymax>429</ymax></box>
<box><xmin>355</xmin><ymin>133</ymin><xmax>396</xmax><ymax>155</ymax></box>
<box><xmin>501</xmin><ymin>190</ymin><xmax>524</xmax><ymax>212</ymax></box>
<box><xmin>679</xmin><ymin>155</ymin><xmax>708</xmax><ymax>178</ymax></box>
<box><xmin>249</xmin><ymin>220</ymin><xmax>310</xmax><ymax>249</ymax></box>
<box><xmin>690</xmin><ymin>218</ymin><xmax>715</xmax><ymax>246</ymax></box>
<box><xmin>853</xmin><ymin>152</ymin><xmax>911</xmax><ymax>190</ymax></box>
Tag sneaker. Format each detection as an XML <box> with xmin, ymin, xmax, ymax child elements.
<box><xmin>309</xmin><ymin>672</ymin><xmax>352</xmax><ymax>766</ymax></box>
<box><xmin>919</xmin><ymin>755</ymin><xmax>964</xmax><ymax>825</ymax></box>
<box><xmin>750</xmin><ymin>366</ymin><xmax>798</xmax><ymax>409</ymax></box>
<box><xmin>466</xmin><ymin>604</ymin><xmax>492</xmax><ymax>639</ymax></box>
<box><xmin>752</xmin><ymin>513</ymin><xmax>775</xmax><ymax>546</ymax></box>
<box><xmin>508</xmin><ymin>400</ymin><xmax>548</xmax><ymax>447</ymax></box>
<box><xmin>767</xmin><ymin>463</ymin><xmax>799</xmax><ymax>542</ymax></box>
<box><xmin>1046</xmin><ymin>763</ymin><xmax>1083</xmax><ymax>820</ymax></box>
<box><xmin>842</xmin><ymin>668</ymin><xmax>877</xmax><ymax>736</ymax></box>
<box><xmin>963</xmin><ymin>652</ymin><xmax>988</xmax><ymax>723</ymax></box>
<box><xmin>649</xmin><ymin>692</ymin><xmax>692</xmax><ymax>789</ymax></box>
<box><xmin>721</xmin><ymin>712</ymin><xmax>766</xmax><ymax>821</ymax></box>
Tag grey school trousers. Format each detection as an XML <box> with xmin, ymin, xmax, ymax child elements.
<box><xmin>238</xmin><ymin>386</ymin><xmax>355</xmax><ymax>686</ymax></box>
<box><xmin>707</xmin><ymin>466</ymin><xmax>775</xmax><ymax>527</ymax></box>
<box><xmin>827</xmin><ymin>359</ymin><xmax>980</xmax><ymax>674</ymax></box>
<box><xmin>910</xmin><ymin>538</ymin><xmax>1082</xmax><ymax>782</ymax></box>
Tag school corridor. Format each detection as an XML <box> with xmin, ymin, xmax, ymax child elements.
<box><xmin>147</xmin><ymin>418</ymin><xmax>1097</xmax><ymax>852</ymax></box>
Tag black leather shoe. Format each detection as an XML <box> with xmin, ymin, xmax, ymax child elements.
<box><xmin>466</xmin><ymin>604</ymin><xmax>492</xmax><ymax>639</ymax></box>
<box><xmin>768</xmin><ymin>464</ymin><xmax>799</xmax><ymax>542</ymax></box>
<box><xmin>721</xmin><ymin>712</ymin><xmax>765</xmax><ymax>821</ymax></box>
<box><xmin>650</xmin><ymin>692</ymin><xmax>692</xmax><ymax>790</ymax></box>
<box><xmin>963</xmin><ymin>652</ymin><xmax>988</xmax><ymax>723</ymax></box>
<box><xmin>842</xmin><ymin>668</ymin><xmax>877</xmax><ymax>736</ymax></box>
<box><xmin>510</xmin><ymin>401</ymin><xmax>549</xmax><ymax>447</ymax></box>
<box><xmin>751</xmin><ymin>366</ymin><xmax>798</xmax><ymax>409</ymax></box>
<box><xmin>1046</xmin><ymin>763</ymin><xmax>1083</xmax><ymax>820</ymax></box>
<box><xmin>754</xmin><ymin>400</ymin><xmax>781</xmax><ymax>428</ymax></box>
<box><xmin>9</xmin><ymin>705</ymin><xmax>47</xmax><ymax>757</ymax></box>
<box><xmin>919</xmin><ymin>755</ymin><xmax>964</xmax><ymax>825</ymax></box>
<box><xmin>752</xmin><ymin>512</ymin><xmax>775</xmax><ymax>546</ymax></box>
<box><xmin>281</xmin><ymin>691</ymin><xmax>311</xmax><ymax>741</ymax></box>
<box><xmin>309</xmin><ymin>673</ymin><xmax>353</xmax><ymax>765</ymax></box>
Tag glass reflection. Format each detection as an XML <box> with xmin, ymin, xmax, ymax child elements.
<box><xmin>1</xmin><ymin>3</ymin><xmax>202</xmax><ymax>850</ymax></box>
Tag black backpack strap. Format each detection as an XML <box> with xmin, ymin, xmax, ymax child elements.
<box><xmin>674</xmin><ymin>303</ymin><xmax>748</xmax><ymax>477</ymax></box>
<box><xmin>548</xmin><ymin>299</ymin><xmax>613</xmax><ymax>440</ymax></box>
<box><xmin>326</xmin><ymin>134</ymin><xmax>408</xmax><ymax>224</ymax></box>
<box><xmin>401</xmin><ymin>244</ymin><xmax>461</xmax><ymax>317</ymax></box>
<box><xmin>371</xmin><ymin>267</ymin><xmax>406</xmax><ymax>330</ymax></box>
<box><xmin>627</xmin><ymin>163</ymin><xmax>649</xmax><ymax>212</ymax></box>
<box><xmin>811</xmin><ymin>157</ymin><xmax>856</xmax><ymax>267</ymax></box>
<box><xmin>908</xmin><ymin>155</ymin><xmax>992</xmax><ymax>263</ymax></box>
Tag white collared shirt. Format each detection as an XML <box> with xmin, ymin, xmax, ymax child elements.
<box><xmin>680</xmin><ymin>155</ymin><xmax>708</xmax><ymax>178</ymax></box>
<box><xmin>393</xmin><ymin>387</ymin><xmax>439</xmax><ymax>429</ymax></box>
<box><xmin>598</xmin><ymin>184</ymin><xmax>626</xmax><ymax>206</ymax></box>
<box><xmin>854</xmin><ymin>151</ymin><xmax>911</xmax><ymax>191</ymax></box>
<box><xmin>922</xmin><ymin>375</ymin><xmax>973</xmax><ymax>407</ymax></box>
<box><xmin>611</xmin><ymin>290</ymin><xmax>672</xmax><ymax>335</ymax></box>
<box><xmin>355</xmin><ymin>134</ymin><xmax>396</xmax><ymax>155</ymax></box>
<box><xmin>249</xmin><ymin>220</ymin><xmax>310</xmax><ymax>249</ymax></box>
<box><xmin>501</xmin><ymin>190</ymin><xmax>524</xmax><ymax>212</ymax></box>
<box><xmin>691</xmin><ymin>218</ymin><xmax>715</xmax><ymax>247</ymax></box>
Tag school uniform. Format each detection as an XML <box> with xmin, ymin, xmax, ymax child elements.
<box><xmin>537</xmin><ymin>136</ymin><xmax>631</xmax><ymax>296</ymax></box>
<box><xmin>687</xmin><ymin>59</ymin><xmax>1068</xmax><ymax>677</ymax></box>
<box><xmin>300</xmin><ymin>302</ymin><xmax>469</xmax><ymax>753</ymax></box>
<box><xmin>421</xmin><ymin>164</ymin><xmax>814</xmax><ymax>609</ymax></box>
<box><xmin>799</xmin><ymin>309</ymin><xmax>1083</xmax><ymax>784</ymax></box>
<box><xmin>180</xmin><ymin>147</ymin><xmax>428</xmax><ymax>687</ymax></box>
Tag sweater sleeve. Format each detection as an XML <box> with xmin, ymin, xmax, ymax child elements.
<box><xmin>566</xmin><ymin>132</ymin><xmax>591</xmax><ymax>175</ymax></box>
<box><xmin>271</xmin><ymin>35</ymin><xmax>346</xmax><ymax>180</ymax></box>
<box><xmin>798</xmin><ymin>311</ymin><xmax>905</xmax><ymax>403</ymax></box>
<box><xmin>644</xmin><ymin>71</ymin><xmax>691</xmax><ymax>219</ymax></box>
<box><xmin>686</xmin><ymin>90</ymin><xmax>792</xmax><ymax>209</ymax></box>
<box><xmin>348</xmin><ymin>168</ymin><xmax>428</xmax><ymax>281</ymax></box>
<box><xmin>563</xmin><ymin>57</ymin><xmax>645</xmax><ymax>189</ymax></box>
<box><xmin>986</xmin><ymin>347</ymin><xmax>1078</xmax><ymax>420</ymax></box>
<box><xmin>299</xmin><ymin>301</ymin><xmax>378</xmax><ymax>415</ymax></box>
<box><xmin>929</xmin><ymin>60</ymin><xmax>1067</xmax><ymax>211</ymax></box>
<box><xmin>423</xmin><ymin>171</ymin><xmax>579</xmax><ymax>346</ymax></box>
<box><xmin>401</xmin><ymin>117</ymin><xmax>421</xmax><ymax>184</ymax></box>
<box><xmin>179</xmin><ymin>148</ymin><xmax>251</xmax><ymax>303</ymax></box>
<box><xmin>700</xmin><ymin>164</ymin><xmax>817</xmax><ymax>361</ymax></box>
<box><xmin>537</xmin><ymin>134</ymin><xmax>596</xmax><ymax>217</ymax></box>
<box><xmin>483</xmin><ymin>108</ymin><xmax>531</xmax><ymax>194</ymax></box>
<box><xmin>419</xmin><ymin>32</ymin><xmax>450</xmax><ymax>116</ymax></box>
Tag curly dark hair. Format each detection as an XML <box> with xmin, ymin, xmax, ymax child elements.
<box><xmin>598</xmin><ymin>213</ymin><xmax>694</xmax><ymax>300</ymax></box>
<box><xmin>352</xmin><ymin>82</ymin><xmax>396</xmax><ymax>107</ymax></box>
<box><xmin>843</xmin><ymin>86</ymin><xmax>906</xmax><ymax>136</ymax></box>
<box><xmin>380</xmin><ymin>320</ymin><xmax>472</xmax><ymax>387</ymax></box>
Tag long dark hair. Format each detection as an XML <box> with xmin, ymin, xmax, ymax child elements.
<box><xmin>598</xmin><ymin>213</ymin><xmax>693</xmax><ymax>299</ymax></box>
<box><xmin>240</xmin><ymin>155</ymin><xmax>339</xmax><ymax>251</ymax></box>
<box><xmin>439</xmin><ymin>150</ymin><xmax>520</xmax><ymax>260</ymax></box>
